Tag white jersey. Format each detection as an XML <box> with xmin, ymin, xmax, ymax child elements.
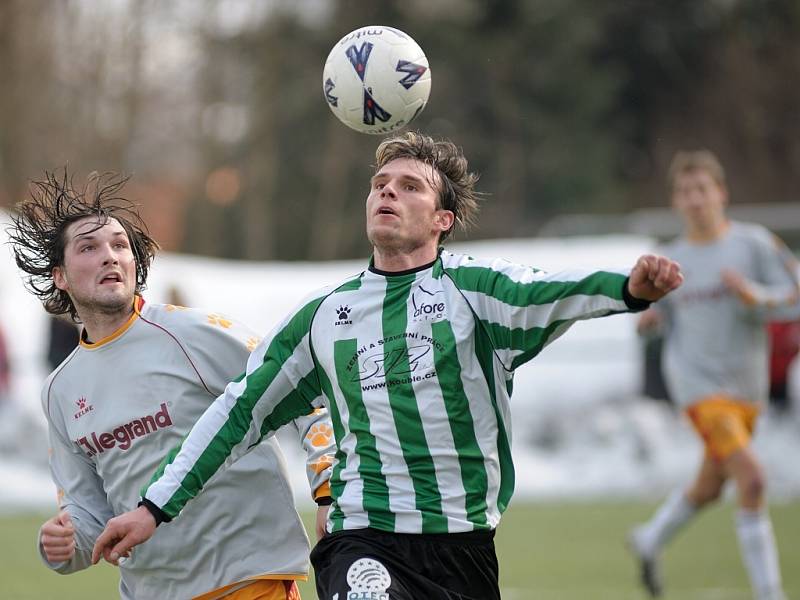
<box><xmin>39</xmin><ymin>298</ymin><xmax>334</xmax><ymax>600</ymax></box>
<box><xmin>656</xmin><ymin>222</ymin><xmax>800</xmax><ymax>407</ymax></box>
<box><xmin>142</xmin><ymin>250</ymin><xmax>641</xmax><ymax>537</ymax></box>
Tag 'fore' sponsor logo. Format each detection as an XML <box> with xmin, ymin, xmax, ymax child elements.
<box><xmin>76</xmin><ymin>403</ymin><xmax>173</xmax><ymax>457</ymax></box>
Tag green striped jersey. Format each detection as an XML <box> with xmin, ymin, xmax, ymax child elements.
<box><xmin>145</xmin><ymin>250</ymin><xmax>635</xmax><ymax>534</ymax></box>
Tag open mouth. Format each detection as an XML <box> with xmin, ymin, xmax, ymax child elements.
<box><xmin>377</xmin><ymin>207</ymin><xmax>397</xmax><ymax>216</ymax></box>
<box><xmin>99</xmin><ymin>274</ymin><xmax>122</xmax><ymax>284</ymax></box>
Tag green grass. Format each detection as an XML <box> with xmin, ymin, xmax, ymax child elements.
<box><xmin>2</xmin><ymin>500</ymin><xmax>797</xmax><ymax>599</ymax></box>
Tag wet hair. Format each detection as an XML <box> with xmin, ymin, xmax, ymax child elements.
<box><xmin>7</xmin><ymin>169</ymin><xmax>159</xmax><ymax>322</ymax></box>
<box><xmin>375</xmin><ymin>131</ymin><xmax>480</xmax><ymax>242</ymax></box>
<box><xmin>667</xmin><ymin>149</ymin><xmax>726</xmax><ymax>189</ymax></box>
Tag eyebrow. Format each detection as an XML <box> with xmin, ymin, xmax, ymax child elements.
<box><xmin>72</xmin><ymin>230</ymin><xmax>128</xmax><ymax>242</ymax></box>
<box><xmin>371</xmin><ymin>172</ymin><xmax>430</xmax><ymax>188</ymax></box>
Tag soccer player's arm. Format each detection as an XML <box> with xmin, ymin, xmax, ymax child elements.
<box><xmin>182</xmin><ymin>309</ymin><xmax>335</xmax><ymax>502</ymax></box>
<box><xmin>444</xmin><ymin>253</ymin><xmax>637</xmax><ymax>371</ymax></box>
<box><xmin>141</xmin><ymin>294</ymin><xmax>327</xmax><ymax>523</ymax></box>
<box><xmin>737</xmin><ymin>230</ymin><xmax>800</xmax><ymax>321</ymax></box>
<box><xmin>39</xmin><ymin>412</ymin><xmax>114</xmax><ymax>573</ymax></box>
<box><xmin>289</xmin><ymin>405</ymin><xmax>336</xmax><ymax>505</ymax></box>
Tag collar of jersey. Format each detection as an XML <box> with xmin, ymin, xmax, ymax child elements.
<box><xmin>79</xmin><ymin>296</ymin><xmax>145</xmax><ymax>349</ymax></box>
<box><xmin>368</xmin><ymin>247</ymin><xmax>442</xmax><ymax>277</ymax></box>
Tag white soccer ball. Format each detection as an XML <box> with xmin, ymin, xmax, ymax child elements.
<box><xmin>322</xmin><ymin>26</ymin><xmax>431</xmax><ymax>135</ymax></box>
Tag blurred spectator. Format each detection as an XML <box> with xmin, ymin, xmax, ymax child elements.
<box><xmin>47</xmin><ymin>315</ymin><xmax>79</xmax><ymax>371</ymax></box>
<box><xmin>768</xmin><ymin>320</ymin><xmax>800</xmax><ymax>410</ymax></box>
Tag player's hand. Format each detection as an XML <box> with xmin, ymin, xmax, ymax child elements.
<box><xmin>721</xmin><ymin>269</ymin><xmax>759</xmax><ymax>306</ymax></box>
<box><xmin>92</xmin><ymin>506</ymin><xmax>156</xmax><ymax>566</ymax></box>
<box><xmin>40</xmin><ymin>511</ymin><xmax>76</xmax><ymax>563</ymax></box>
<box><xmin>315</xmin><ymin>504</ymin><xmax>329</xmax><ymax>541</ymax></box>
<box><xmin>628</xmin><ymin>255</ymin><xmax>683</xmax><ymax>302</ymax></box>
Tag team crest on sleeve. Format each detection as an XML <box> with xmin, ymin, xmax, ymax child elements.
<box><xmin>333</xmin><ymin>557</ymin><xmax>391</xmax><ymax>599</ymax></box>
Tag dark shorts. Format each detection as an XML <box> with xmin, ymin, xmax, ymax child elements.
<box><xmin>310</xmin><ymin>527</ymin><xmax>500</xmax><ymax>600</ymax></box>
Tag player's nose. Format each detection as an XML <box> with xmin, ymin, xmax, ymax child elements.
<box><xmin>101</xmin><ymin>245</ymin><xmax>120</xmax><ymax>265</ymax></box>
<box><xmin>380</xmin><ymin>182</ymin><xmax>396</xmax><ymax>198</ymax></box>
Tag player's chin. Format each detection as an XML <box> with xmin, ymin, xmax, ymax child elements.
<box><xmin>367</xmin><ymin>224</ymin><xmax>400</xmax><ymax>245</ymax></box>
<box><xmin>94</xmin><ymin>289</ymin><xmax>134</xmax><ymax>309</ymax></box>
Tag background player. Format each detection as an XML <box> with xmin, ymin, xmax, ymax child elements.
<box><xmin>629</xmin><ymin>150</ymin><xmax>800</xmax><ymax>599</ymax></box>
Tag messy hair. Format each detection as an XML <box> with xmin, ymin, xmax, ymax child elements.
<box><xmin>7</xmin><ymin>169</ymin><xmax>159</xmax><ymax>322</ymax></box>
<box><xmin>375</xmin><ymin>131</ymin><xmax>481</xmax><ymax>242</ymax></box>
<box><xmin>668</xmin><ymin>149</ymin><xmax>726</xmax><ymax>189</ymax></box>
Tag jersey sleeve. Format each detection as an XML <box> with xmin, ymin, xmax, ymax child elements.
<box><xmin>38</xmin><ymin>392</ymin><xmax>114</xmax><ymax>573</ymax></box>
<box><xmin>748</xmin><ymin>229</ymin><xmax>800</xmax><ymax>322</ymax></box>
<box><xmin>142</xmin><ymin>293</ymin><xmax>328</xmax><ymax>520</ymax></box>
<box><xmin>288</xmin><ymin>406</ymin><xmax>336</xmax><ymax>503</ymax></box>
<box><xmin>442</xmin><ymin>252</ymin><xmax>632</xmax><ymax>371</ymax></box>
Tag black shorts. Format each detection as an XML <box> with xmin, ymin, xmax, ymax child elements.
<box><xmin>310</xmin><ymin>527</ymin><xmax>500</xmax><ymax>600</ymax></box>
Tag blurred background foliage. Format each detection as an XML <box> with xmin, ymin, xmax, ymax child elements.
<box><xmin>1</xmin><ymin>0</ymin><xmax>798</xmax><ymax>260</ymax></box>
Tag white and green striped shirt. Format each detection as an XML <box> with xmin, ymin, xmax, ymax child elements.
<box><xmin>146</xmin><ymin>250</ymin><xmax>637</xmax><ymax>534</ymax></box>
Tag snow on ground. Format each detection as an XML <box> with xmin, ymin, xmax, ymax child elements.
<box><xmin>1</xmin><ymin>214</ymin><xmax>799</xmax><ymax>513</ymax></box>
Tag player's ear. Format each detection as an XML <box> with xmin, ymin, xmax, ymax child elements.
<box><xmin>435</xmin><ymin>210</ymin><xmax>455</xmax><ymax>233</ymax></box>
<box><xmin>53</xmin><ymin>266</ymin><xmax>68</xmax><ymax>291</ymax></box>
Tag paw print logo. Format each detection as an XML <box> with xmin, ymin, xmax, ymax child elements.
<box><xmin>336</xmin><ymin>305</ymin><xmax>351</xmax><ymax>320</ymax></box>
<box><xmin>76</xmin><ymin>397</ymin><xmax>87</xmax><ymax>410</ymax></box>
<box><xmin>246</xmin><ymin>336</ymin><xmax>261</xmax><ymax>352</ymax></box>
<box><xmin>207</xmin><ymin>313</ymin><xmax>232</xmax><ymax>329</ymax></box>
<box><xmin>311</xmin><ymin>455</ymin><xmax>334</xmax><ymax>474</ymax></box>
<box><xmin>306</xmin><ymin>422</ymin><xmax>334</xmax><ymax>448</ymax></box>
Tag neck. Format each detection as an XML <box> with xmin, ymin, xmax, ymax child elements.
<box><xmin>686</xmin><ymin>218</ymin><xmax>729</xmax><ymax>243</ymax></box>
<box><xmin>79</xmin><ymin>301</ymin><xmax>136</xmax><ymax>343</ymax></box>
<box><xmin>372</xmin><ymin>243</ymin><xmax>439</xmax><ymax>273</ymax></box>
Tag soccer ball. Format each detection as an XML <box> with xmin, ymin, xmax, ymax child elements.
<box><xmin>322</xmin><ymin>26</ymin><xmax>431</xmax><ymax>135</ymax></box>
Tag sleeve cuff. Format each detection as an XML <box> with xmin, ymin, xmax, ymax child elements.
<box><xmin>315</xmin><ymin>496</ymin><xmax>333</xmax><ymax>506</ymax></box>
<box><xmin>313</xmin><ymin>481</ymin><xmax>332</xmax><ymax>503</ymax></box>
<box><xmin>138</xmin><ymin>498</ymin><xmax>171</xmax><ymax>526</ymax></box>
<box><xmin>622</xmin><ymin>277</ymin><xmax>652</xmax><ymax>312</ymax></box>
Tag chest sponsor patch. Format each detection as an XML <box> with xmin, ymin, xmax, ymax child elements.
<box><xmin>76</xmin><ymin>402</ymin><xmax>173</xmax><ymax>457</ymax></box>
